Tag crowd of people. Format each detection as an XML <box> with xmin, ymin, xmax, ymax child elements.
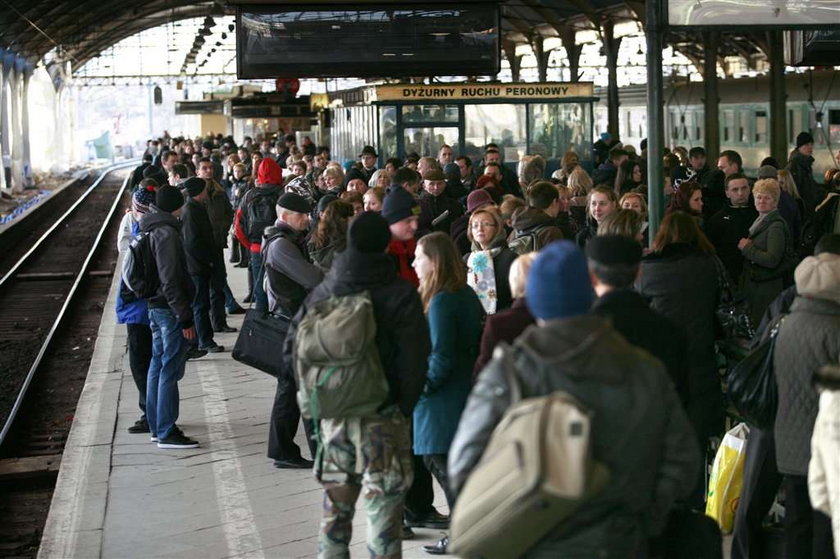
<box><xmin>117</xmin><ymin>130</ymin><xmax>840</xmax><ymax>558</ymax></box>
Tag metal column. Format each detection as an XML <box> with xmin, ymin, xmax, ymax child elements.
<box><xmin>645</xmin><ymin>0</ymin><xmax>665</xmax><ymax>242</ymax></box>
<box><xmin>702</xmin><ymin>31</ymin><xmax>721</xmax><ymax>162</ymax></box>
<box><xmin>9</xmin><ymin>69</ymin><xmax>23</xmax><ymax>192</ymax></box>
<box><xmin>21</xmin><ymin>68</ymin><xmax>32</xmax><ymax>188</ymax></box>
<box><xmin>768</xmin><ymin>31</ymin><xmax>788</xmax><ymax>165</ymax></box>
<box><xmin>602</xmin><ymin>20</ymin><xmax>622</xmax><ymax>139</ymax></box>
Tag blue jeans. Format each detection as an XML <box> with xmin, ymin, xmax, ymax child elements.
<box><xmin>190</xmin><ymin>273</ymin><xmax>215</xmax><ymax>349</ymax></box>
<box><xmin>250</xmin><ymin>251</ymin><xmax>268</xmax><ymax>312</ymax></box>
<box><xmin>147</xmin><ymin>308</ymin><xmax>187</xmax><ymax>440</ymax></box>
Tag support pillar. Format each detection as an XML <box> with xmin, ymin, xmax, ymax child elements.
<box><xmin>530</xmin><ymin>34</ymin><xmax>550</xmax><ymax>82</ymax></box>
<box><xmin>702</xmin><ymin>31</ymin><xmax>720</xmax><ymax>162</ymax></box>
<box><xmin>1</xmin><ymin>63</ymin><xmax>12</xmax><ymax>192</ymax></box>
<box><xmin>768</xmin><ymin>31</ymin><xmax>787</xmax><ymax>165</ymax></box>
<box><xmin>560</xmin><ymin>25</ymin><xmax>582</xmax><ymax>82</ymax></box>
<box><xmin>0</xmin><ymin>65</ymin><xmax>6</xmax><ymax>192</ymax></box>
<box><xmin>645</xmin><ymin>0</ymin><xmax>665</xmax><ymax>242</ymax></box>
<box><xmin>502</xmin><ymin>39</ymin><xmax>522</xmax><ymax>82</ymax></box>
<box><xmin>20</xmin><ymin>68</ymin><xmax>32</xmax><ymax>188</ymax></box>
<box><xmin>9</xmin><ymin>69</ymin><xmax>23</xmax><ymax>192</ymax></box>
<box><xmin>602</xmin><ymin>20</ymin><xmax>622</xmax><ymax>139</ymax></box>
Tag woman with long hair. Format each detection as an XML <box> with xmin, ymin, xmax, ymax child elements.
<box><xmin>637</xmin><ymin>211</ymin><xmax>723</xmax><ymax>506</ymax></box>
<box><xmin>615</xmin><ymin>159</ymin><xmax>644</xmax><ymax>195</ymax></box>
<box><xmin>465</xmin><ymin>206</ymin><xmax>518</xmax><ymax>314</ymax></box>
<box><xmin>412</xmin><ymin>232</ymin><xmax>484</xmax><ymax>555</ymax></box>
<box><xmin>667</xmin><ymin>180</ymin><xmax>704</xmax><ymax>225</ymax></box>
<box><xmin>575</xmin><ymin>186</ymin><xmax>619</xmax><ymax>249</ymax></box>
<box><xmin>567</xmin><ymin>166</ymin><xmax>593</xmax><ymax>227</ymax></box>
<box><xmin>307</xmin><ymin>199</ymin><xmax>354</xmax><ymax>272</ymax></box>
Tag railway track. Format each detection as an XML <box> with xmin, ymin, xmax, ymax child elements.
<box><xmin>0</xmin><ymin>162</ymin><xmax>136</xmax><ymax>557</ymax></box>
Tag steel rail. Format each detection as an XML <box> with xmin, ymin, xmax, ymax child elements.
<box><xmin>0</xmin><ymin>165</ymin><xmax>134</xmax><ymax>447</ymax></box>
<box><xmin>0</xmin><ymin>160</ymin><xmax>139</xmax><ymax>291</ymax></box>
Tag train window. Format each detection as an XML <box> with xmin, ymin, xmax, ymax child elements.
<box><xmin>672</xmin><ymin>111</ymin><xmax>679</xmax><ymax>139</ymax></box>
<box><xmin>696</xmin><ymin>111</ymin><xmax>703</xmax><ymax>141</ymax></box>
<box><xmin>739</xmin><ymin>112</ymin><xmax>749</xmax><ymax>144</ymax></box>
<box><xmin>723</xmin><ymin>111</ymin><xmax>734</xmax><ymax>142</ymax></box>
<box><xmin>790</xmin><ymin>109</ymin><xmax>803</xmax><ymax>143</ymax></box>
<box><xmin>755</xmin><ymin>111</ymin><xmax>767</xmax><ymax>144</ymax></box>
<box><xmin>402</xmin><ymin>105</ymin><xmax>458</xmax><ymax>123</ymax></box>
<box><xmin>625</xmin><ymin>111</ymin><xmax>632</xmax><ymax>140</ymax></box>
<box><xmin>788</xmin><ymin>109</ymin><xmax>794</xmax><ymax>144</ymax></box>
<box><xmin>830</xmin><ymin>110</ymin><xmax>840</xmax><ymax>145</ymax></box>
<box><xmin>380</xmin><ymin>106</ymin><xmax>397</xmax><ymax>161</ymax></box>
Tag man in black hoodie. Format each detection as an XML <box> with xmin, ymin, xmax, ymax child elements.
<box><xmin>283</xmin><ymin>212</ymin><xmax>431</xmax><ymax>558</ymax></box>
<box><xmin>180</xmin><ymin>177</ymin><xmax>223</xmax><ymax>353</ymax></box>
<box><xmin>706</xmin><ymin>173</ymin><xmax>758</xmax><ymax>285</ymax></box>
<box><xmin>139</xmin><ymin>185</ymin><xmax>200</xmax><ymax>449</ymax></box>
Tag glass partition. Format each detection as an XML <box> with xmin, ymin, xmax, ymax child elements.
<box><xmin>403</xmin><ymin>127</ymin><xmax>459</xmax><ymax>158</ymax></box>
<box><xmin>402</xmin><ymin>104</ymin><xmax>458</xmax><ymax>123</ymax></box>
<box><xmin>380</xmin><ymin>106</ymin><xmax>398</xmax><ymax>162</ymax></box>
<box><xmin>331</xmin><ymin>105</ymin><xmax>378</xmax><ymax>164</ymax></box>
<box><xmin>529</xmin><ymin>102</ymin><xmax>591</xmax><ymax>163</ymax></box>
<box><xmin>464</xmin><ymin>104</ymin><xmax>526</xmax><ymax>164</ymax></box>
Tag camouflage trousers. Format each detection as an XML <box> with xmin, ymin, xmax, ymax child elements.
<box><xmin>316</xmin><ymin>412</ymin><xmax>414</xmax><ymax>559</ymax></box>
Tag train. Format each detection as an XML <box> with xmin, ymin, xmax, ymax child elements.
<box><xmin>594</xmin><ymin>69</ymin><xmax>840</xmax><ymax>180</ymax></box>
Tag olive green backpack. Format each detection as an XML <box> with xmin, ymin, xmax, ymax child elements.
<box><xmin>294</xmin><ymin>291</ymin><xmax>389</xmax><ymax>422</ymax></box>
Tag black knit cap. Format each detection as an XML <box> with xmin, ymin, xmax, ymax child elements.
<box><xmin>156</xmin><ymin>185</ymin><xmax>185</xmax><ymax>213</ymax></box>
<box><xmin>585</xmin><ymin>234</ymin><xmax>642</xmax><ymax>267</ymax></box>
<box><xmin>381</xmin><ymin>186</ymin><xmax>420</xmax><ymax>225</ymax></box>
<box><xmin>182</xmin><ymin>176</ymin><xmax>206</xmax><ymax>197</ymax></box>
<box><xmin>348</xmin><ymin>211</ymin><xmax>391</xmax><ymax>253</ymax></box>
<box><xmin>345</xmin><ymin>167</ymin><xmax>366</xmax><ymax>184</ymax></box>
<box><xmin>277</xmin><ymin>192</ymin><xmax>312</xmax><ymax>214</ymax></box>
<box><xmin>796</xmin><ymin>132</ymin><xmax>814</xmax><ymax>148</ymax></box>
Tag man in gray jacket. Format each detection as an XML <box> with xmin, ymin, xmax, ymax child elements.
<box><xmin>448</xmin><ymin>241</ymin><xmax>700</xmax><ymax>557</ymax></box>
<box><xmin>139</xmin><ymin>185</ymin><xmax>200</xmax><ymax>449</ymax></box>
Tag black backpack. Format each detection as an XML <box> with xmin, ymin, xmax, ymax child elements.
<box><xmin>247</xmin><ymin>189</ymin><xmax>280</xmax><ymax>242</ymax></box>
<box><xmin>508</xmin><ymin>224</ymin><xmax>549</xmax><ymax>255</ymax></box>
<box><xmin>121</xmin><ymin>232</ymin><xmax>160</xmax><ymax>299</ymax></box>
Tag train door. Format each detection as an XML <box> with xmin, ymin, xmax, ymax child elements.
<box><xmin>396</xmin><ymin>104</ymin><xmax>462</xmax><ymax>159</ymax></box>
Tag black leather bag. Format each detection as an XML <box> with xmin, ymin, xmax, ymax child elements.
<box><xmin>232</xmin><ymin>309</ymin><xmax>290</xmax><ymax>378</ymax></box>
<box><xmin>713</xmin><ymin>256</ymin><xmax>755</xmax><ymax>341</ymax></box>
<box><xmin>727</xmin><ymin>316</ymin><xmax>785</xmax><ymax>429</ymax></box>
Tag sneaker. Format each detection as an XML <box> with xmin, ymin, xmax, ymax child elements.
<box><xmin>199</xmin><ymin>344</ymin><xmax>225</xmax><ymax>353</ymax></box>
<box><xmin>401</xmin><ymin>526</ymin><xmax>415</xmax><ymax>540</ymax></box>
<box><xmin>186</xmin><ymin>347</ymin><xmax>208</xmax><ymax>360</ymax></box>
<box><xmin>213</xmin><ymin>325</ymin><xmax>238</xmax><ymax>333</ymax></box>
<box><xmin>128</xmin><ymin>418</ymin><xmax>149</xmax><ymax>434</ymax></box>
<box><xmin>157</xmin><ymin>431</ymin><xmax>199</xmax><ymax>449</ymax></box>
<box><xmin>422</xmin><ymin>536</ymin><xmax>449</xmax><ymax>555</ymax></box>
<box><xmin>150</xmin><ymin>436</ymin><xmax>159</xmax><ymax>442</ymax></box>
<box><xmin>273</xmin><ymin>457</ymin><xmax>314</xmax><ymax>469</ymax></box>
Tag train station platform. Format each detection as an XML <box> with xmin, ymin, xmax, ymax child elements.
<box><xmin>38</xmin><ymin>254</ymin><xmax>447</xmax><ymax>559</ymax></box>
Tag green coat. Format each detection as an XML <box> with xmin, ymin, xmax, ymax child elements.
<box><xmin>413</xmin><ymin>286</ymin><xmax>483</xmax><ymax>455</ymax></box>
<box><xmin>741</xmin><ymin>209</ymin><xmax>791</xmax><ymax>326</ymax></box>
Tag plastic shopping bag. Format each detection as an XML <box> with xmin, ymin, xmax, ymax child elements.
<box><xmin>705</xmin><ymin>423</ymin><xmax>749</xmax><ymax>534</ymax></box>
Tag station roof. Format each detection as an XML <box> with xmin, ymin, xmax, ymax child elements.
<box><xmin>0</xmin><ymin>0</ymin><xmax>766</xmax><ymax>74</ymax></box>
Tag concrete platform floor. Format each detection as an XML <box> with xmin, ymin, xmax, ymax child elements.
<box><xmin>38</xmin><ymin>253</ymin><xmax>447</xmax><ymax>559</ymax></box>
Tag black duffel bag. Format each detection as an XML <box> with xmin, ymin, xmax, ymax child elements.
<box><xmin>232</xmin><ymin>309</ymin><xmax>290</xmax><ymax>378</ymax></box>
<box><xmin>727</xmin><ymin>315</ymin><xmax>785</xmax><ymax>429</ymax></box>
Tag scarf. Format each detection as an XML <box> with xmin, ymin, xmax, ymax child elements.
<box><xmin>467</xmin><ymin>247</ymin><xmax>502</xmax><ymax>315</ymax></box>
<box><xmin>388</xmin><ymin>239</ymin><xmax>418</xmax><ymax>286</ymax></box>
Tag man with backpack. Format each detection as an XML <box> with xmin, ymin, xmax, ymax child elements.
<box><xmin>234</xmin><ymin>157</ymin><xmax>284</xmax><ymax>311</ymax></box>
<box><xmin>263</xmin><ymin>192</ymin><xmax>323</xmax><ymax>469</ymax></box>
<box><xmin>508</xmin><ymin>187</ymin><xmax>565</xmax><ymax>255</ymax></box>
<box><xmin>448</xmin><ymin>241</ymin><xmax>700</xmax><ymax>557</ymax></box>
<box><xmin>283</xmin><ymin>212</ymin><xmax>431</xmax><ymax>558</ymax></box>
<box><xmin>138</xmin><ymin>185</ymin><xmax>201</xmax><ymax>449</ymax></box>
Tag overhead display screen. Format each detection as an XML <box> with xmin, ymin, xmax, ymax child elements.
<box><xmin>236</xmin><ymin>4</ymin><xmax>500</xmax><ymax>79</ymax></box>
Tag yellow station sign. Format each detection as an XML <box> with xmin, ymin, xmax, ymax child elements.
<box><xmin>367</xmin><ymin>82</ymin><xmax>595</xmax><ymax>103</ymax></box>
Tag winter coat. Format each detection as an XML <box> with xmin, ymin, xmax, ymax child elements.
<box><xmin>705</xmin><ymin>204</ymin><xmax>758</xmax><ymax>286</ymax></box>
<box><xmin>448</xmin><ymin>316</ymin><xmax>701</xmax><ymax>557</ymax></box>
<box><xmin>115</xmin><ymin>214</ymin><xmax>149</xmax><ymax>326</ymax></box>
<box><xmin>413</xmin><ymin>287</ymin><xmax>483</xmax><ymax>455</ymax></box>
<box><xmin>262</xmin><ymin>222</ymin><xmax>323</xmax><ymax>317</ymax></box>
<box><xmin>180</xmin><ymin>198</ymin><xmax>216</xmax><ymax>277</ymax></box>
<box><xmin>575</xmin><ymin>218</ymin><xmax>598</xmax><ymax>249</ymax></box>
<box><xmin>509</xmin><ymin>207</ymin><xmax>565</xmax><ymax>251</ymax></box>
<box><xmin>139</xmin><ymin>208</ymin><xmax>194</xmax><ymax>328</ymax></box>
<box><xmin>473</xmin><ymin>298</ymin><xmax>534</xmax><ymax>379</ymax></box>
<box><xmin>774</xmin><ymin>296</ymin><xmax>840</xmax><ymax>476</ymax></box>
<box><xmin>788</xmin><ymin>150</ymin><xmax>819</xmax><ymax>213</ymax></box>
<box><xmin>234</xmin><ymin>184</ymin><xmax>284</xmax><ymax>254</ymax></box>
<box><xmin>450</xmin><ymin>213</ymin><xmax>471</xmax><ymax>255</ymax></box>
<box><xmin>741</xmin><ymin>210</ymin><xmax>792</xmax><ymax>326</ymax></box>
<box><xmin>283</xmin><ymin>247</ymin><xmax>432</xmax><ymax>417</ymax></box>
<box><xmin>591</xmin><ymin>288</ymin><xmax>691</xmax><ymax>407</ymax></box>
<box><xmin>809</xmin><ymin>366</ymin><xmax>840</xmax><ymax>558</ymax></box>
<box><xmin>592</xmin><ymin>160</ymin><xmax>618</xmax><ymax>187</ymax></box>
<box><xmin>203</xmin><ymin>180</ymin><xmax>234</xmax><ymax>249</ymax></box>
<box><xmin>307</xmin><ymin>237</ymin><xmax>346</xmax><ymax>273</ymax></box>
<box><xmin>637</xmin><ymin>243</ymin><xmax>723</xmax><ymax>440</ymax></box>
<box><xmin>418</xmin><ymin>192</ymin><xmax>464</xmax><ymax>237</ymax></box>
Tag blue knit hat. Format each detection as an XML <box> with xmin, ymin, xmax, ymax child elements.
<box><xmin>132</xmin><ymin>184</ymin><xmax>157</xmax><ymax>214</ymax></box>
<box><xmin>526</xmin><ymin>241</ymin><xmax>594</xmax><ymax>320</ymax></box>
<box><xmin>381</xmin><ymin>185</ymin><xmax>420</xmax><ymax>225</ymax></box>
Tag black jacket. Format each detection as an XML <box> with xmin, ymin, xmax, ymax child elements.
<box><xmin>591</xmin><ymin>289</ymin><xmax>691</xmax><ymax>407</ymax></box>
<box><xmin>139</xmin><ymin>209</ymin><xmax>194</xmax><ymax>328</ymax></box>
<box><xmin>638</xmin><ymin>243</ymin><xmax>723</xmax><ymax>440</ymax></box>
<box><xmin>180</xmin><ymin>198</ymin><xmax>216</xmax><ymax>276</ymax></box>
<box><xmin>262</xmin><ymin>224</ymin><xmax>322</xmax><ymax>317</ymax></box>
<box><xmin>705</xmin><ymin>204</ymin><xmax>758</xmax><ymax>285</ymax></box>
<box><xmin>418</xmin><ymin>192</ymin><xmax>464</xmax><ymax>237</ymax></box>
<box><xmin>788</xmin><ymin>150</ymin><xmax>819</xmax><ymax>213</ymax></box>
<box><xmin>283</xmin><ymin>247</ymin><xmax>432</xmax><ymax>417</ymax></box>
<box><xmin>449</xmin><ymin>316</ymin><xmax>700</xmax><ymax>556</ymax></box>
